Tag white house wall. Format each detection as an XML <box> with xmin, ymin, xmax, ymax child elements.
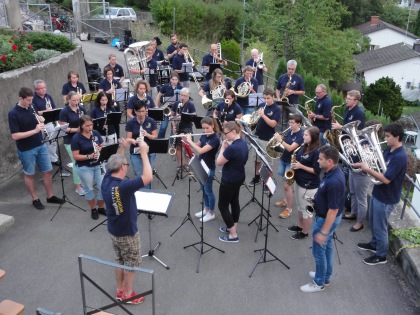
<box><xmin>363</xmin><ymin>57</ymin><xmax>420</xmax><ymax>90</ymax></box>
<box><xmin>367</xmin><ymin>29</ymin><xmax>417</xmax><ymax>49</ymax></box>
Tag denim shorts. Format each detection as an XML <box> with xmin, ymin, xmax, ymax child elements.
<box><xmin>277</xmin><ymin>159</ymin><xmax>291</xmax><ymax>179</ymax></box>
<box><xmin>17</xmin><ymin>144</ymin><xmax>52</xmax><ymax>175</ymax></box>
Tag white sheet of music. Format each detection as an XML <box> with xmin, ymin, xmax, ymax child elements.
<box><xmin>135</xmin><ymin>191</ymin><xmax>172</xmax><ymax>214</ymax></box>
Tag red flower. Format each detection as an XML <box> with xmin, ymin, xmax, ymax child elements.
<box><xmin>27</xmin><ymin>44</ymin><xmax>33</xmax><ymax>50</ymax></box>
<box><xmin>1</xmin><ymin>55</ymin><xmax>6</xmax><ymax>62</ymax></box>
<box><xmin>11</xmin><ymin>44</ymin><xmax>18</xmax><ymax>51</ymax></box>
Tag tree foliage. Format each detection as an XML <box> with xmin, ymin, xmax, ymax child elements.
<box><xmin>363</xmin><ymin>77</ymin><xmax>404</xmax><ymax>121</ymax></box>
<box><xmin>338</xmin><ymin>0</ymin><xmax>384</xmax><ymax>28</ymax></box>
<box><xmin>381</xmin><ymin>3</ymin><xmax>418</xmax><ymax>34</ymax></box>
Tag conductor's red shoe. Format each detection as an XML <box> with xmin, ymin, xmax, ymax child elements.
<box><xmin>116</xmin><ymin>289</ymin><xmax>124</xmax><ymax>301</ymax></box>
<box><xmin>123</xmin><ymin>291</ymin><xmax>145</xmax><ymax>304</ymax></box>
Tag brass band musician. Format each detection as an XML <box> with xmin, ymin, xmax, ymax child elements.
<box><xmin>275</xmin><ymin>59</ymin><xmax>305</xmax><ymax>105</ymax></box>
<box><xmin>234</xmin><ymin>66</ymin><xmax>258</xmax><ymax>115</ymax></box>
<box><xmin>245</xmin><ymin>48</ymin><xmax>267</xmax><ymax>93</ymax></box>
<box><xmin>202</xmin><ymin>43</ymin><xmax>228</xmax><ymax>81</ymax></box>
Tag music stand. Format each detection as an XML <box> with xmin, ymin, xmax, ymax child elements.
<box><xmin>50</xmin><ymin>124</ymin><xmax>87</xmax><ymax>221</ymax></box>
<box><xmin>192</xmin><ymin>116</ymin><xmax>205</xmax><ymax>129</ymax></box>
<box><xmin>147</xmin><ymin>108</ymin><xmax>164</xmax><ymax>122</ymax></box>
<box><xmin>249</xmin><ymin>165</ymin><xmax>290</xmax><ymax>277</ymax></box>
<box><xmin>135</xmin><ymin>189</ymin><xmax>174</xmax><ymax>270</ymax></box>
<box><xmin>149</xmin><ymin>138</ymin><xmax>169</xmax><ymax>189</ymax></box>
<box><xmin>98</xmin><ymin>143</ymin><xmax>119</xmax><ymax>172</ymax></box>
<box><xmin>247</xmin><ymin>146</ymin><xmax>278</xmax><ymax>242</ymax></box>
<box><xmin>209</xmin><ymin>63</ymin><xmax>221</xmax><ymax>76</ymax></box>
<box><xmin>181</xmin><ymin>62</ymin><xmax>193</xmax><ymax>74</ymax></box>
<box><xmin>42</xmin><ymin>108</ymin><xmax>62</xmax><ymax>125</ymax></box>
<box><xmin>184</xmin><ymin>156</ymin><xmax>224</xmax><ymax>273</ymax></box>
<box><xmin>248</xmin><ymin>93</ymin><xmax>264</xmax><ymax>109</ymax></box>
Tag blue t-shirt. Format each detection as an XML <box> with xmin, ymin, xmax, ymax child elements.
<box><xmin>199</xmin><ymin>133</ymin><xmax>220</xmax><ymax>170</ymax></box>
<box><xmin>59</xmin><ymin>105</ymin><xmax>87</xmax><ymax>144</ymax></box>
<box><xmin>90</xmin><ymin>106</ymin><xmax>117</xmax><ymax>136</ymax></box>
<box><xmin>254</xmin><ymin>103</ymin><xmax>281</xmax><ymax>141</ymax></box>
<box><xmin>8</xmin><ymin>104</ymin><xmax>43</xmax><ymax>151</ymax></box>
<box><xmin>33</xmin><ymin>93</ymin><xmax>57</xmax><ymax>111</ymax></box>
<box><xmin>102</xmin><ymin>173</ymin><xmax>144</xmax><ymax>237</ymax></box>
<box><xmin>126</xmin><ymin>116</ymin><xmax>157</xmax><ymax>150</ymax></box>
<box><xmin>234</xmin><ymin>77</ymin><xmax>259</xmax><ymax>108</ymax></box>
<box><xmin>98</xmin><ymin>78</ymin><xmax>122</xmax><ymax>93</ymax></box>
<box><xmin>167</xmin><ymin>44</ymin><xmax>178</xmax><ymax>64</ymax></box>
<box><xmin>314</xmin><ymin>166</ymin><xmax>346</xmax><ymax>217</ymax></box>
<box><xmin>104</xmin><ymin>63</ymin><xmax>124</xmax><ymax>78</ymax></box>
<box><xmin>159</xmin><ymin>83</ymin><xmax>183</xmax><ymax>98</ymax></box>
<box><xmin>343</xmin><ymin>105</ymin><xmax>365</xmax><ymax>129</ymax></box>
<box><xmin>71</xmin><ymin>130</ymin><xmax>104</xmax><ymax>167</ymax></box>
<box><xmin>313</xmin><ymin>94</ymin><xmax>332</xmax><ymax>132</ymax></box>
<box><xmin>61</xmin><ymin>82</ymin><xmax>87</xmax><ymax>97</ymax></box>
<box><xmin>222</xmin><ymin>138</ymin><xmax>249</xmax><ymax>183</ymax></box>
<box><xmin>276</xmin><ymin>73</ymin><xmax>305</xmax><ymax>105</ymax></box>
<box><xmin>172</xmin><ymin>54</ymin><xmax>189</xmax><ymax>82</ymax></box>
<box><xmin>215</xmin><ymin>101</ymin><xmax>242</xmax><ymax>122</ymax></box>
<box><xmin>127</xmin><ymin>94</ymin><xmax>155</xmax><ymax>110</ymax></box>
<box><xmin>295</xmin><ymin>147</ymin><xmax>321</xmax><ymax>189</ymax></box>
<box><xmin>280</xmin><ymin>129</ymin><xmax>304</xmax><ymax>163</ymax></box>
<box><xmin>245</xmin><ymin>58</ymin><xmax>264</xmax><ymax>85</ymax></box>
<box><xmin>147</xmin><ymin>58</ymin><xmax>158</xmax><ymax>88</ymax></box>
<box><xmin>152</xmin><ymin>49</ymin><xmax>165</xmax><ymax>62</ymax></box>
<box><xmin>202</xmin><ymin>53</ymin><xmax>226</xmax><ymax>81</ymax></box>
<box><xmin>372</xmin><ymin>146</ymin><xmax>407</xmax><ymax>204</ymax></box>
<box><xmin>171</xmin><ymin>101</ymin><xmax>196</xmax><ymax>129</ymax></box>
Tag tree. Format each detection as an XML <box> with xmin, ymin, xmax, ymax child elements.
<box><xmin>363</xmin><ymin>77</ymin><xmax>404</xmax><ymax>121</ymax></box>
<box><xmin>382</xmin><ymin>3</ymin><xmax>418</xmax><ymax>34</ymax></box>
<box><xmin>413</xmin><ymin>7</ymin><xmax>420</xmax><ymax>37</ymax></box>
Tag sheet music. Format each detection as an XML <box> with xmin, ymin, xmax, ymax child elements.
<box><xmin>48</xmin><ymin>123</ymin><xmax>69</xmax><ymax>140</ymax></box>
<box><xmin>266</xmin><ymin>177</ymin><xmax>276</xmax><ymax>195</ymax></box>
<box><xmin>135</xmin><ymin>191</ymin><xmax>173</xmax><ymax>215</ymax></box>
<box><xmin>200</xmin><ymin>159</ymin><xmax>210</xmax><ymax>175</ymax></box>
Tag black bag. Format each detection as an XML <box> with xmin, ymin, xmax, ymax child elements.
<box><xmin>94</xmin><ymin>37</ymin><xmax>108</xmax><ymax>44</ymax></box>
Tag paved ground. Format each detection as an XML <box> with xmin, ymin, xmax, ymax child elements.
<box><xmin>0</xmin><ymin>40</ymin><xmax>419</xmax><ymax>315</ymax></box>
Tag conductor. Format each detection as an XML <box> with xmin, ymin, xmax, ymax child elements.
<box><xmin>101</xmin><ymin>138</ymin><xmax>153</xmax><ymax>304</ymax></box>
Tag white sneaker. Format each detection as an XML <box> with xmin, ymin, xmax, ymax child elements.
<box><xmin>309</xmin><ymin>271</ymin><xmax>330</xmax><ymax>286</ymax></box>
<box><xmin>200</xmin><ymin>212</ymin><xmax>215</xmax><ymax>223</ymax></box>
<box><xmin>195</xmin><ymin>209</ymin><xmax>208</xmax><ymax>218</ymax></box>
<box><xmin>300</xmin><ymin>280</ymin><xmax>324</xmax><ymax>293</ymax></box>
<box><xmin>75</xmin><ymin>187</ymin><xmax>85</xmax><ymax>196</ymax></box>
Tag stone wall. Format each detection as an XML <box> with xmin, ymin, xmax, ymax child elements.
<box><xmin>0</xmin><ymin>46</ymin><xmax>87</xmax><ymax>180</ymax></box>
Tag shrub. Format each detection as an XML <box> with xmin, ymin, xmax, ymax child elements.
<box><xmin>33</xmin><ymin>48</ymin><xmax>61</xmax><ymax>63</ymax></box>
<box><xmin>26</xmin><ymin>32</ymin><xmax>76</xmax><ymax>53</ymax></box>
<box><xmin>220</xmin><ymin>38</ymin><xmax>241</xmax><ymax>79</ymax></box>
<box><xmin>0</xmin><ymin>29</ymin><xmax>35</xmax><ymax>73</ymax></box>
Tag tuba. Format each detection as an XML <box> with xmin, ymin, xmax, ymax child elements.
<box><xmin>124</xmin><ymin>41</ymin><xmax>150</xmax><ymax>86</ymax></box>
<box><xmin>285</xmin><ymin>144</ymin><xmax>302</xmax><ymax>186</ymax></box>
<box><xmin>265</xmin><ymin>127</ymin><xmax>291</xmax><ymax>159</ymax></box>
<box><xmin>338</xmin><ymin>120</ymin><xmax>363</xmax><ymax>173</ymax></box>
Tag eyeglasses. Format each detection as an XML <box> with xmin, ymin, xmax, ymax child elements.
<box><xmin>315</xmin><ymin>91</ymin><xmax>323</xmax><ymax>94</ymax></box>
<box><xmin>36</xmin><ymin>86</ymin><xmax>46</xmax><ymax>90</ymax></box>
<box><xmin>84</xmin><ymin>124</ymin><xmax>93</xmax><ymax>128</ymax></box>
<box><xmin>346</xmin><ymin>97</ymin><xmax>356</xmax><ymax>101</ymax></box>
<box><xmin>123</xmin><ymin>163</ymin><xmax>130</xmax><ymax>167</ymax></box>
<box><xmin>223</xmin><ymin>130</ymin><xmax>233</xmax><ymax>135</ymax></box>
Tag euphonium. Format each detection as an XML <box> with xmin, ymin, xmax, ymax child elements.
<box><xmin>124</xmin><ymin>40</ymin><xmax>150</xmax><ymax>86</ymax></box>
<box><xmin>265</xmin><ymin>127</ymin><xmax>291</xmax><ymax>159</ymax></box>
<box><xmin>324</xmin><ymin>102</ymin><xmax>345</xmax><ymax>148</ymax></box>
<box><xmin>257</xmin><ymin>52</ymin><xmax>265</xmax><ymax>69</ymax></box>
<box><xmin>285</xmin><ymin>144</ymin><xmax>302</xmax><ymax>186</ymax></box>
<box><xmin>338</xmin><ymin>120</ymin><xmax>363</xmax><ymax>173</ymax></box>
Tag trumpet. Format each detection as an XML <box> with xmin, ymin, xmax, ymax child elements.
<box><xmin>170</xmin><ymin>133</ymin><xmax>210</xmax><ymax>138</ymax></box>
<box><xmin>31</xmin><ymin>104</ymin><xmax>50</xmax><ymax>139</ymax></box>
<box><xmin>91</xmin><ymin>131</ymin><xmax>100</xmax><ymax>163</ymax></box>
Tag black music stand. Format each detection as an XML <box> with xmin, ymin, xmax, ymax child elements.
<box><xmin>171</xmin><ymin>112</ymin><xmax>197</xmax><ymax>185</ymax></box>
<box><xmin>249</xmin><ymin>165</ymin><xmax>290</xmax><ymax>277</ymax></box>
<box><xmin>50</xmin><ymin>124</ymin><xmax>87</xmax><ymax>221</ymax></box>
<box><xmin>98</xmin><ymin>143</ymin><xmax>119</xmax><ymax>172</ymax></box>
<box><xmin>248</xmin><ymin>93</ymin><xmax>264</xmax><ymax>109</ymax></box>
<box><xmin>209</xmin><ymin>63</ymin><xmax>221</xmax><ymax>76</ymax></box>
<box><xmin>170</xmin><ymin>144</ymin><xmax>200</xmax><ymax>238</ymax></box>
<box><xmin>149</xmin><ymin>138</ymin><xmax>169</xmax><ymax>189</ymax></box>
<box><xmin>135</xmin><ymin>189</ymin><xmax>174</xmax><ymax>270</ymax></box>
<box><xmin>183</xmin><ymin>156</ymin><xmax>224</xmax><ymax>272</ymax></box>
<box><xmin>147</xmin><ymin>108</ymin><xmax>164</xmax><ymax>122</ymax></box>
<box><xmin>247</xmin><ymin>145</ymin><xmax>279</xmax><ymax>242</ymax></box>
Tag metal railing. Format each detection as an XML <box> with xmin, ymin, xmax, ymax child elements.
<box><xmin>401</xmin><ymin>175</ymin><xmax>420</xmax><ymax>220</ymax></box>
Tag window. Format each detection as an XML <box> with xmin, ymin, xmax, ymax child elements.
<box><xmin>406</xmin><ymin>82</ymin><xmax>411</xmax><ymax>89</ymax></box>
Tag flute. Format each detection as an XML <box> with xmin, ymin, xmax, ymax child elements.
<box><xmin>169</xmin><ymin>133</ymin><xmax>210</xmax><ymax>138</ymax></box>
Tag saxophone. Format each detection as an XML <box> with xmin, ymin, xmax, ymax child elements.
<box><xmin>280</xmin><ymin>75</ymin><xmax>292</xmax><ymax>104</ymax></box>
<box><xmin>285</xmin><ymin>144</ymin><xmax>302</xmax><ymax>186</ymax></box>
<box><xmin>323</xmin><ymin>103</ymin><xmax>345</xmax><ymax>148</ymax></box>
<box><xmin>304</xmin><ymin>97</ymin><xmax>316</xmax><ymax>125</ymax></box>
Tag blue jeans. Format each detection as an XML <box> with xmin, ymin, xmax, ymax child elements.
<box><xmin>158</xmin><ymin>116</ymin><xmax>169</xmax><ymax>138</ymax></box>
<box><xmin>17</xmin><ymin>144</ymin><xmax>52</xmax><ymax>175</ymax></box>
<box><xmin>77</xmin><ymin>165</ymin><xmax>103</xmax><ymax>201</ymax></box>
<box><xmin>202</xmin><ymin>168</ymin><xmax>215</xmax><ymax>211</ymax></box>
<box><xmin>368</xmin><ymin>196</ymin><xmax>397</xmax><ymax>257</ymax></box>
<box><xmin>312</xmin><ymin>214</ymin><xmax>342</xmax><ymax>286</ymax></box>
<box><xmin>130</xmin><ymin>153</ymin><xmax>156</xmax><ymax>189</ymax></box>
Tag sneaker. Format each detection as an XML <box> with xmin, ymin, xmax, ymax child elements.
<box><xmin>291</xmin><ymin>231</ymin><xmax>308</xmax><ymax>240</ymax></box>
<box><xmin>116</xmin><ymin>289</ymin><xmax>124</xmax><ymax>301</ymax></box>
<box><xmin>309</xmin><ymin>271</ymin><xmax>330</xmax><ymax>286</ymax></box>
<box><xmin>363</xmin><ymin>255</ymin><xmax>387</xmax><ymax>266</ymax></box>
<box><xmin>46</xmin><ymin>195</ymin><xmax>64</xmax><ymax>204</ymax></box>
<box><xmin>357</xmin><ymin>242</ymin><xmax>376</xmax><ymax>254</ymax></box>
<box><xmin>300</xmin><ymin>280</ymin><xmax>325</xmax><ymax>293</ymax></box>
<box><xmin>97</xmin><ymin>207</ymin><xmax>106</xmax><ymax>215</ymax></box>
<box><xmin>32</xmin><ymin>199</ymin><xmax>45</xmax><ymax>210</ymax></box>
<box><xmin>275</xmin><ymin>199</ymin><xmax>287</xmax><ymax>207</ymax></box>
<box><xmin>122</xmin><ymin>291</ymin><xmax>145</xmax><ymax>304</ymax></box>
<box><xmin>200</xmin><ymin>212</ymin><xmax>215</xmax><ymax>223</ymax></box>
<box><xmin>51</xmin><ymin>160</ymin><xmax>61</xmax><ymax>166</ymax></box>
<box><xmin>195</xmin><ymin>209</ymin><xmax>208</xmax><ymax>218</ymax></box>
<box><xmin>91</xmin><ymin>208</ymin><xmax>99</xmax><ymax>220</ymax></box>
<box><xmin>219</xmin><ymin>235</ymin><xmax>239</xmax><ymax>243</ymax></box>
<box><xmin>247</xmin><ymin>176</ymin><xmax>260</xmax><ymax>187</ymax></box>
<box><xmin>219</xmin><ymin>226</ymin><xmax>229</xmax><ymax>233</ymax></box>
<box><xmin>287</xmin><ymin>225</ymin><xmax>302</xmax><ymax>233</ymax></box>
<box><xmin>279</xmin><ymin>208</ymin><xmax>292</xmax><ymax>219</ymax></box>
<box><xmin>75</xmin><ymin>187</ymin><xmax>85</xmax><ymax>196</ymax></box>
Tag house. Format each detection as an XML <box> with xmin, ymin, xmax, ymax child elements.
<box><xmin>354</xmin><ymin>16</ymin><xmax>418</xmax><ymax>50</ymax></box>
<box><xmin>354</xmin><ymin>41</ymin><xmax>420</xmax><ymax>100</ymax></box>
<box><xmin>398</xmin><ymin>0</ymin><xmax>420</xmax><ymax>11</ymax></box>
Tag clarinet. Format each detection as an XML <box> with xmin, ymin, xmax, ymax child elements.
<box><xmin>221</xmin><ymin>99</ymin><xmax>229</xmax><ymax>123</ymax></box>
<box><xmin>91</xmin><ymin>131</ymin><xmax>100</xmax><ymax>163</ymax></box>
<box><xmin>103</xmin><ymin>111</ymin><xmax>109</xmax><ymax>143</ymax></box>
